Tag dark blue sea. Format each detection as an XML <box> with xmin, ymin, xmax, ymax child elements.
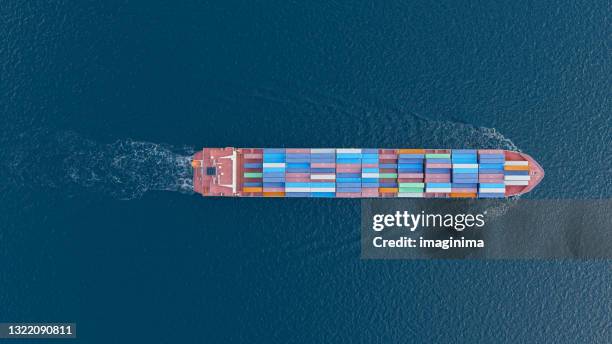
<box><xmin>1</xmin><ymin>1</ymin><xmax>611</xmax><ymax>343</ymax></box>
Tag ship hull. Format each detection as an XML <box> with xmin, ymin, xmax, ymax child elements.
<box><xmin>192</xmin><ymin>148</ymin><xmax>543</xmax><ymax>198</ymax></box>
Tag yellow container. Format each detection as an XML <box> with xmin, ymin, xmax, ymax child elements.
<box><xmin>379</xmin><ymin>187</ymin><xmax>399</xmax><ymax>193</ymax></box>
<box><xmin>398</xmin><ymin>149</ymin><xmax>425</xmax><ymax>154</ymax></box>
<box><xmin>263</xmin><ymin>192</ymin><xmax>285</xmax><ymax>197</ymax></box>
<box><xmin>450</xmin><ymin>192</ymin><xmax>477</xmax><ymax>198</ymax></box>
<box><xmin>504</xmin><ymin>165</ymin><xmax>530</xmax><ymax>171</ymax></box>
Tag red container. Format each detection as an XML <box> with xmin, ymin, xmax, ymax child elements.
<box><xmin>398</xmin><ymin>173</ymin><xmax>424</xmax><ymax>179</ymax></box>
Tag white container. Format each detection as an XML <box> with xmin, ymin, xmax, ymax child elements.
<box><xmin>263</xmin><ymin>163</ymin><xmax>286</xmax><ymax>168</ymax></box>
<box><xmin>285</xmin><ymin>187</ymin><xmax>310</xmax><ymax>192</ymax></box>
<box><xmin>504</xmin><ymin>175</ymin><xmax>531</xmax><ymax>181</ymax></box>
<box><xmin>311</xmin><ymin>174</ymin><xmax>336</xmax><ymax>180</ymax></box>
<box><xmin>310</xmin><ymin>148</ymin><xmax>335</xmax><ymax>153</ymax></box>
<box><xmin>361</xmin><ymin>173</ymin><xmax>380</xmax><ymax>178</ymax></box>
<box><xmin>336</xmin><ymin>148</ymin><xmax>362</xmax><ymax>153</ymax></box>
<box><xmin>504</xmin><ymin>161</ymin><xmax>529</xmax><ymax>166</ymax></box>
<box><xmin>426</xmin><ymin>188</ymin><xmax>452</xmax><ymax>193</ymax></box>
<box><xmin>311</xmin><ymin>187</ymin><xmax>336</xmax><ymax>192</ymax></box>
<box><xmin>504</xmin><ymin>180</ymin><xmax>529</xmax><ymax>186</ymax></box>
<box><xmin>479</xmin><ymin>188</ymin><xmax>506</xmax><ymax>193</ymax></box>
<box><xmin>452</xmin><ymin>163</ymin><xmax>479</xmax><ymax>169</ymax></box>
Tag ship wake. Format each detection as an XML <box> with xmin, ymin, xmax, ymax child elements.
<box><xmin>2</xmin><ymin>130</ymin><xmax>194</xmax><ymax>200</ymax></box>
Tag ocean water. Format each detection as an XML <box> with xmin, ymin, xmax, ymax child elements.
<box><xmin>1</xmin><ymin>1</ymin><xmax>611</xmax><ymax>343</ymax></box>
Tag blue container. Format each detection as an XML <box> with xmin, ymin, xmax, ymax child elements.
<box><xmin>336</xmin><ymin>158</ymin><xmax>361</xmax><ymax>164</ymax></box>
<box><xmin>362</xmin><ymin>182</ymin><xmax>380</xmax><ymax>188</ymax></box>
<box><xmin>263</xmin><ymin>182</ymin><xmax>285</xmax><ymax>187</ymax></box>
<box><xmin>285</xmin><ymin>158</ymin><xmax>310</xmax><ymax>163</ymax></box>
<box><xmin>285</xmin><ymin>182</ymin><xmax>310</xmax><ymax>187</ymax></box>
<box><xmin>287</xmin><ymin>163</ymin><xmax>310</xmax><ymax>169</ymax></box>
<box><xmin>379</xmin><ymin>163</ymin><xmax>398</xmax><ymax>168</ymax></box>
<box><xmin>263</xmin><ymin>155</ymin><xmax>286</xmax><ymax>163</ymax></box>
<box><xmin>263</xmin><ymin>148</ymin><xmax>286</xmax><ymax>153</ymax></box>
<box><xmin>479</xmin><ymin>183</ymin><xmax>505</xmax><ymax>188</ymax></box>
<box><xmin>311</xmin><ymin>182</ymin><xmax>335</xmax><ymax>188</ymax></box>
<box><xmin>451</xmin><ymin>183</ymin><xmax>478</xmax><ymax>188</ymax></box>
<box><xmin>311</xmin><ymin>192</ymin><xmax>335</xmax><ymax>198</ymax></box>
<box><xmin>336</xmin><ymin>153</ymin><xmax>362</xmax><ymax>159</ymax></box>
<box><xmin>399</xmin><ymin>154</ymin><xmax>425</xmax><ymax>159</ymax></box>
<box><xmin>244</xmin><ymin>163</ymin><xmax>263</xmax><ymax>168</ymax></box>
<box><xmin>427</xmin><ymin>182</ymin><xmax>452</xmax><ymax>188</ymax></box>
<box><xmin>285</xmin><ymin>153</ymin><xmax>310</xmax><ymax>158</ymax></box>
<box><xmin>262</xmin><ymin>167</ymin><xmax>285</xmax><ymax>173</ymax></box>
<box><xmin>310</xmin><ymin>153</ymin><xmax>335</xmax><ymax>159</ymax></box>
<box><xmin>244</xmin><ymin>182</ymin><xmax>263</xmax><ymax>187</ymax></box>
<box><xmin>337</xmin><ymin>173</ymin><xmax>360</xmax><ymax>178</ymax></box>
<box><xmin>362</xmin><ymin>149</ymin><xmax>378</xmax><ymax>154</ymax></box>
<box><xmin>361</xmin><ymin>168</ymin><xmax>379</xmax><ymax>173</ymax></box>
<box><xmin>453</xmin><ymin>168</ymin><xmax>479</xmax><ymax>174</ymax></box>
<box><xmin>263</xmin><ymin>177</ymin><xmax>285</xmax><ymax>183</ymax></box>
<box><xmin>262</xmin><ymin>172</ymin><xmax>285</xmax><ymax>178</ymax></box>
<box><xmin>361</xmin><ymin>178</ymin><xmax>378</xmax><ymax>183</ymax></box>
<box><xmin>452</xmin><ymin>156</ymin><xmax>477</xmax><ymax>163</ymax></box>
<box><xmin>336</xmin><ymin>177</ymin><xmax>361</xmax><ymax>183</ymax></box>
<box><xmin>478</xmin><ymin>193</ymin><xmax>505</xmax><ymax>198</ymax></box>
<box><xmin>285</xmin><ymin>192</ymin><xmax>310</xmax><ymax>197</ymax></box>
<box><xmin>336</xmin><ymin>187</ymin><xmax>362</xmax><ymax>193</ymax></box>
<box><xmin>504</xmin><ymin>170</ymin><xmax>529</xmax><ymax>175</ymax></box>
<box><xmin>398</xmin><ymin>163</ymin><xmax>423</xmax><ymax>169</ymax></box>
<box><xmin>337</xmin><ymin>182</ymin><xmax>362</xmax><ymax>188</ymax></box>
<box><xmin>361</xmin><ymin>158</ymin><xmax>379</xmax><ymax>164</ymax></box>
<box><xmin>362</xmin><ymin>153</ymin><xmax>379</xmax><ymax>159</ymax></box>
<box><xmin>452</xmin><ymin>149</ymin><xmax>477</xmax><ymax>154</ymax></box>
<box><xmin>379</xmin><ymin>182</ymin><xmax>398</xmax><ymax>187</ymax></box>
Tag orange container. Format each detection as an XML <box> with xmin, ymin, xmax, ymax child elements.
<box><xmin>263</xmin><ymin>192</ymin><xmax>285</xmax><ymax>197</ymax></box>
<box><xmin>243</xmin><ymin>187</ymin><xmax>263</xmax><ymax>193</ymax></box>
<box><xmin>450</xmin><ymin>192</ymin><xmax>477</xmax><ymax>198</ymax></box>
<box><xmin>398</xmin><ymin>149</ymin><xmax>425</xmax><ymax>154</ymax></box>
<box><xmin>379</xmin><ymin>187</ymin><xmax>399</xmax><ymax>193</ymax></box>
<box><xmin>504</xmin><ymin>165</ymin><xmax>530</xmax><ymax>171</ymax></box>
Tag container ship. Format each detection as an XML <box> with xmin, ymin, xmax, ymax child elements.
<box><xmin>191</xmin><ymin>148</ymin><xmax>543</xmax><ymax>198</ymax></box>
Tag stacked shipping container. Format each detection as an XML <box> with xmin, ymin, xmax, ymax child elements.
<box><xmin>263</xmin><ymin>148</ymin><xmax>286</xmax><ymax>197</ymax></box>
<box><xmin>451</xmin><ymin>149</ymin><xmax>478</xmax><ymax>198</ymax></box>
<box><xmin>236</xmin><ymin>148</ymin><xmax>537</xmax><ymax>198</ymax></box>
<box><xmin>336</xmin><ymin>149</ymin><xmax>362</xmax><ymax>197</ymax></box>
<box><xmin>310</xmin><ymin>149</ymin><xmax>336</xmax><ymax>197</ymax></box>
<box><xmin>504</xmin><ymin>161</ymin><xmax>530</xmax><ymax>186</ymax></box>
<box><xmin>242</xmin><ymin>148</ymin><xmax>264</xmax><ymax>196</ymax></box>
<box><xmin>361</xmin><ymin>149</ymin><xmax>380</xmax><ymax>197</ymax></box>
<box><xmin>378</xmin><ymin>149</ymin><xmax>399</xmax><ymax>196</ymax></box>
<box><xmin>398</xmin><ymin>149</ymin><xmax>425</xmax><ymax>197</ymax></box>
<box><xmin>425</xmin><ymin>151</ymin><xmax>452</xmax><ymax>195</ymax></box>
<box><xmin>478</xmin><ymin>150</ymin><xmax>506</xmax><ymax>198</ymax></box>
<box><xmin>285</xmin><ymin>148</ymin><xmax>311</xmax><ymax>197</ymax></box>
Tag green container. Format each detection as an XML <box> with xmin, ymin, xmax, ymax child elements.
<box><xmin>379</xmin><ymin>173</ymin><xmax>398</xmax><ymax>179</ymax></box>
<box><xmin>244</xmin><ymin>172</ymin><xmax>263</xmax><ymax>178</ymax></box>
<box><xmin>399</xmin><ymin>182</ymin><xmax>425</xmax><ymax>188</ymax></box>
<box><xmin>425</xmin><ymin>153</ymin><xmax>451</xmax><ymax>159</ymax></box>
<box><xmin>399</xmin><ymin>187</ymin><xmax>424</xmax><ymax>193</ymax></box>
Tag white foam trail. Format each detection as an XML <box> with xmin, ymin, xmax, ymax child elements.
<box><xmin>62</xmin><ymin>136</ymin><xmax>194</xmax><ymax>199</ymax></box>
